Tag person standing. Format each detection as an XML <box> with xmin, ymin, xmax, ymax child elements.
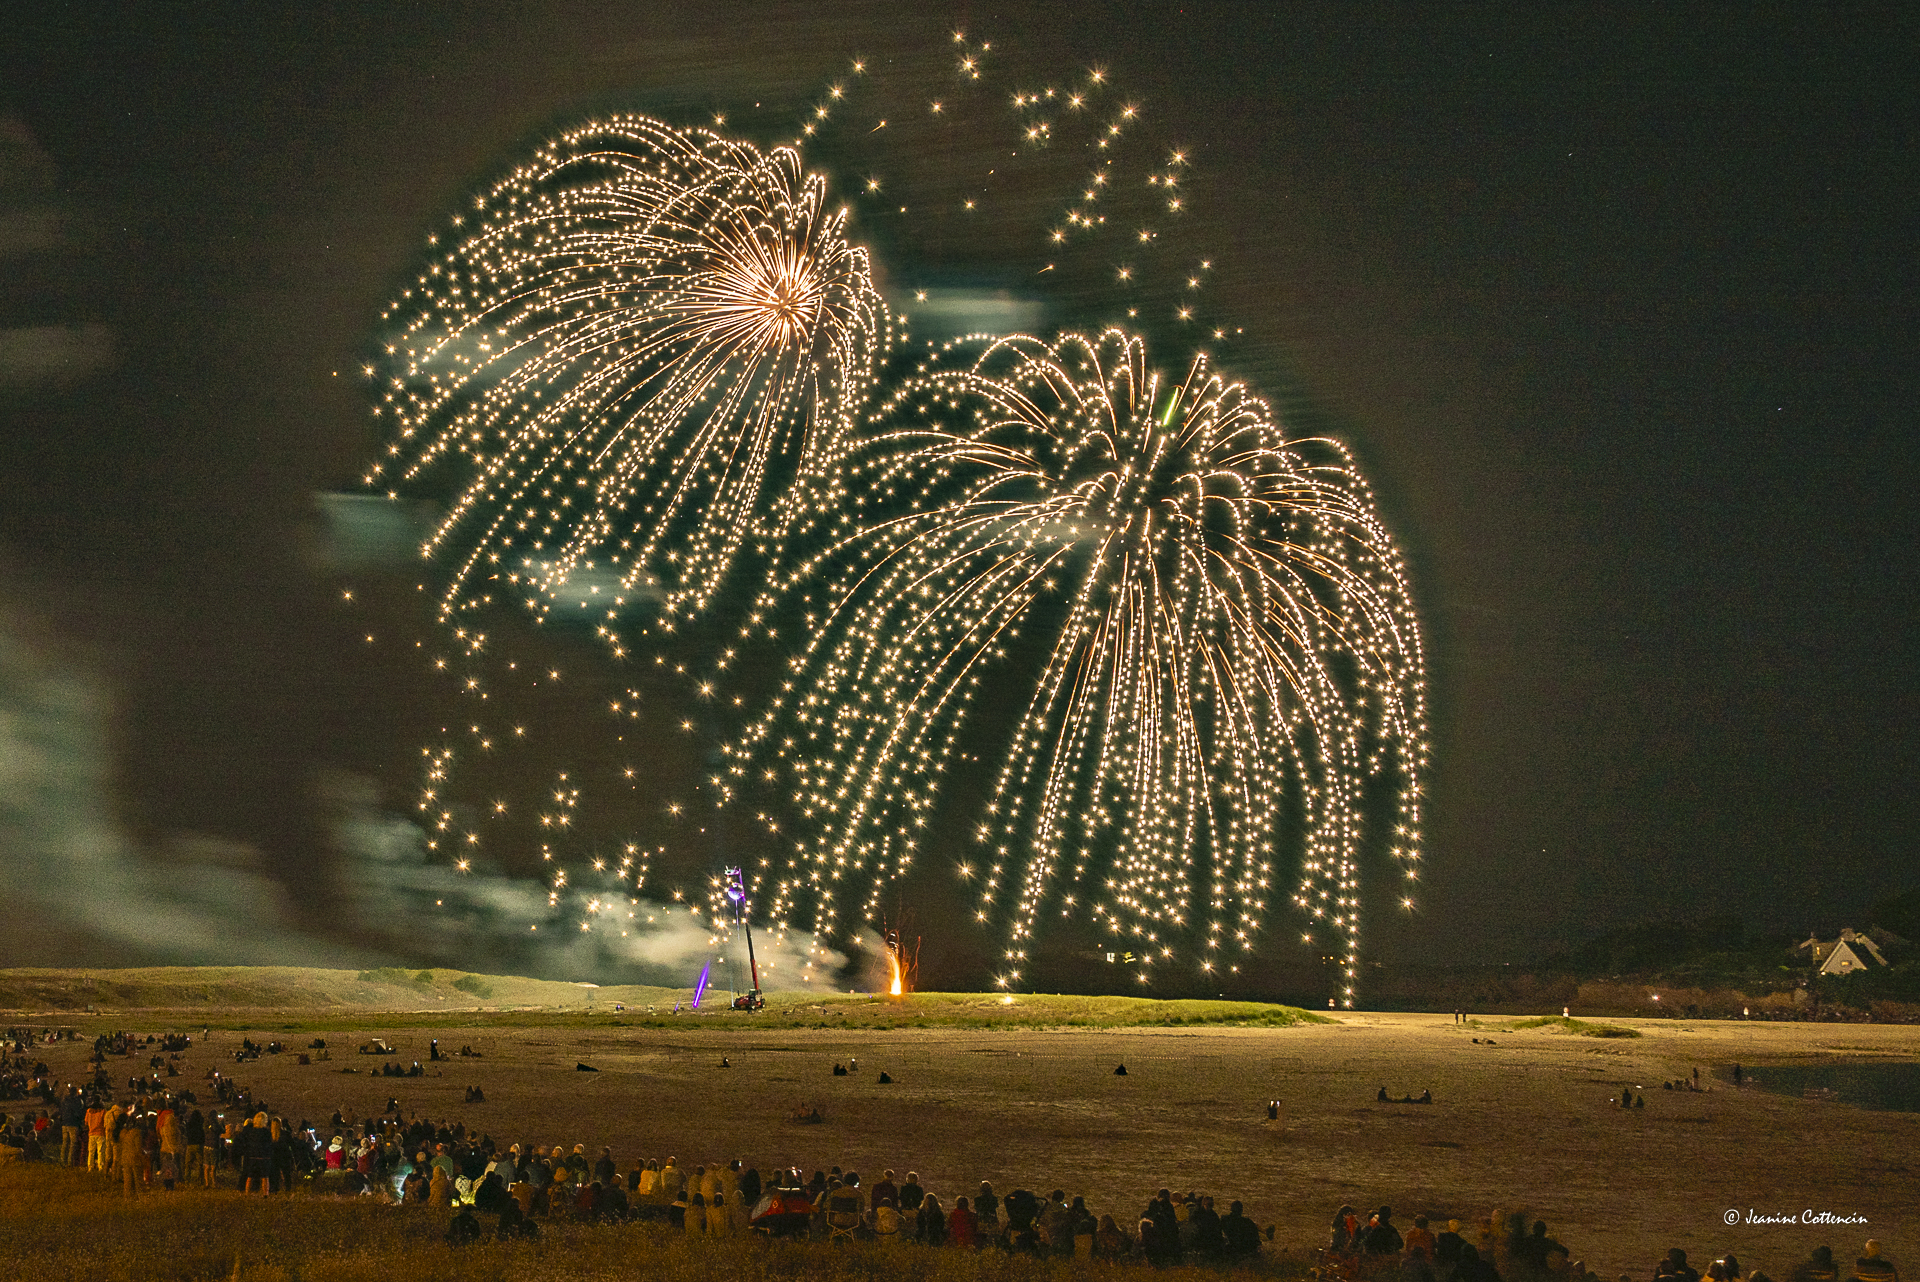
<box><xmin>59</xmin><ymin>1086</ymin><xmax>84</xmax><ymax>1166</ymax></box>
<box><xmin>114</xmin><ymin>1109</ymin><xmax>148</xmax><ymax>1200</ymax></box>
<box><xmin>241</xmin><ymin>1112</ymin><xmax>274</xmax><ymax>1195</ymax></box>
<box><xmin>156</xmin><ymin>1100</ymin><xmax>182</xmax><ymax>1190</ymax></box>
<box><xmin>270</xmin><ymin>1117</ymin><xmax>294</xmax><ymax>1193</ymax></box>
<box><xmin>100</xmin><ymin>1099</ymin><xmax>124</xmax><ymax>1176</ymax></box>
<box><xmin>184</xmin><ymin>1109</ymin><xmax>208</xmax><ymax>1187</ymax></box>
<box><xmin>84</xmin><ymin>1099</ymin><xmax>107</xmax><ymax>1173</ymax></box>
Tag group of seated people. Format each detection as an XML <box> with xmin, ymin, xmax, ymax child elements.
<box><xmin>1656</xmin><ymin>1243</ymin><xmax>1900</xmax><ymax>1282</ymax></box>
<box><xmin>1321</xmin><ymin>1206</ymin><xmax>1900</xmax><ymax>1282</ymax></box>
<box><xmin>405</xmin><ymin>1146</ymin><xmax>1268</xmax><ymax>1263</ymax></box>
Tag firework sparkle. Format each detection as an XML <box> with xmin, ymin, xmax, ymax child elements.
<box><xmin>359</xmin><ymin>34</ymin><xmax>1430</xmax><ymax>998</ymax></box>
<box><xmin>367</xmin><ymin>114</ymin><xmax>890</xmax><ymax>644</ymax></box>
<box><xmin>731</xmin><ymin>328</ymin><xmax>1428</xmax><ymax>1000</ymax></box>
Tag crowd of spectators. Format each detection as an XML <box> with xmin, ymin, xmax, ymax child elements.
<box><xmin>0</xmin><ymin>1025</ymin><xmax>1903</xmax><ymax>1282</ymax></box>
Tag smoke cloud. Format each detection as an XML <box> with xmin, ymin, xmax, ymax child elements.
<box><xmin>322</xmin><ymin>771</ymin><xmax>847</xmax><ymax>989</ymax></box>
<box><xmin>0</xmin><ymin>606</ymin><xmax>844</xmax><ymax>986</ymax></box>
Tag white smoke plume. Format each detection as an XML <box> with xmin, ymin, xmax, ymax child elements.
<box><xmin>321</xmin><ymin>772</ymin><xmax>846</xmax><ymax>989</ymax></box>
<box><xmin>0</xmin><ymin>603</ymin><xmax>844</xmax><ymax>986</ymax></box>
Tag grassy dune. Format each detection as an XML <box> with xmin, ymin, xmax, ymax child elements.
<box><xmin>0</xmin><ymin>966</ymin><xmax>1325</xmax><ymax>1031</ymax></box>
<box><xmin>0</xmin><ymin>966</ymin><xmax>680</xmax><ymax>1015</ymax></box>
<box><xmin>1503</xmin><ymin>1015</ymin><xmax>1640</xmax><ymax>1038</ymax></box>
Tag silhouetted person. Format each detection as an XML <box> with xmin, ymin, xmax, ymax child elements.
<box><xmin>1331</xmin><ymin>1204</ymin><xmax>1362</xmax><ymax>1252</ymax></box>
<box><xmin>1456</xmin><ymin>1244</ymin><xmax>1501</xmax><ymax>1282</ymax></box>
<box><xmin>1853</xmin><ymin>1242</ymin><xmax>1898</xmax><ymax>1282</ymax></box>
<box><xmin>1659</xmin><ymin>1248</ymin><xmax>1702</xmax><ymax>1282</ymax></box>
<box><xmin>1789</xmin><ymin>1247</ymin><xmax>1838</xmax><ymax>1282</ymax></box>
<box><xmin>1222</xmin><ymin>1201</ymin><xmax>1260</xmax><ymax>1259</ymax></box>
<box><xmin>1366</xmin><ymin>1207</ymin><xmax>1404</xmax><ymax>1255</ymax></box>
<box><xmin>446</xmin><ymin>1206</ymin><xmax>480</xmax><ymax>1244</ymax></box>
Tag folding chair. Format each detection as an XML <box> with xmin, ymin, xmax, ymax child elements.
<box><xmin>827</xmin><ymin>1208</ymin><xmax>861</xmax><ymax>1245</ymax></box>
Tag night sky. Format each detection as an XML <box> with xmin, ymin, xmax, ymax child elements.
<box><xmin>3</xmin><ymin>2</ymin><xmax>1914</xmax><ymax>994</ymax></box>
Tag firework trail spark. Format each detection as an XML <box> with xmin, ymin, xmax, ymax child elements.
<box><xmin>361</xmin><ymin>38</ymin><xmax>1431</xmax><ymax>997</ymax></box>
<box><xmin>730</xmin><ymin>328</ymin><xmax>1428</xmax><ymax>1001</ymax></box>
<box><xmin>366</xmin><ymin>114</ymin><xmax>889</xmax><ymax>647</ymax></box>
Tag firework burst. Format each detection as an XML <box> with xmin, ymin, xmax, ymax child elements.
<box><xmin>365</xmin><ymin>114</ymin><xmax>890</xmax><ymax>647</ymax></box>
<box><xmin>730</xmin><ymin>328</ymin><xmax>1428</xmax><ymax>1000</ymax></box>
<box><xmin>359</xmin><ymin>35</ymin><xmax>1432</xmax><ymax>998</ymax></box>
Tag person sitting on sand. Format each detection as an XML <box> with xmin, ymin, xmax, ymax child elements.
<box><xmin>1405</xmin><ymin>1214</ymin><xmax>1437</xmax><ymax>1258</ymax></box>
<box><xmin>1379</xmin><ymin>1086</ymin><xmax>1391</xmax><ymax>1102</ymax></box>
<box><xmin>918</xmin><ymin>1193</ymin><xmax>947</xmax><ymax>1245</ymax></box>
<box><xmin>975</xmin><ymin>1181</ymin><xmax>1001</xmax><ymax>1237</ymax></box>
<box><xmin>1456</xmin><ymin>1244</ymin><xmax>1500</xmax><ymax>1282</ymax></box>
<box><xmin>1222</xmin><ymin>1201</ymin><xmax>1260</xmax><ymax>1260</ymax></box>
<box><xmin>738</xmin><ymin>1162</ymin><xmax>761</xmax><ymax>1208</ymax></box>
<box><xmin>826</xmin><ymin>1177</ymin><xmax>864</xmax><ymax>1230</ymax></box>
<box><xmin>1331</xmin><ymin>1204</ymin><xmax>1363</xmax><ymax>1253</ymax></box>
<box><xmin>400</xmin><ymin>1160</ymin><xmax>428</xmax><ymax>1204</ymax></box>
<box><xmin>1366</xmin><ymin>1207</ymin><xmax>1405</xmax><ymax>1255</ymax></box>
<box><xmin>1040</xmin><ymin>1190</ymin><xmax>1074</xmax><ymax>1255</ymax></box>
<box><xmin>1790</xmin><ymin>1247</ymin><xmax>1839</xmax><ymax>1282</ymax></box>
<box><xmin>1189</xmin><ymin>1195</ymin><xmax>1224</xmax><ymax>1260</ymax></box>
<box><xmin>498</xmin><ymin>1196</ymin><xmax>536</xmax><ymax>1239</ymax></box>
<box><xmin>1084</xmin><ymin>1214</ymin><xmax>1124</xmax><ymax>1259</ymax></box>
<box><xmin>1658</xmin><ymin>1248</ymin><xmax>1703</xmax><ymax>1282</ymax></box>
<box><xmin>473</xmin><ymin>1170</ymin><xmax>508</xmax><ymax>1214</ymax></box>
<box><xmin>948</xmin><ymin>1195</ymin><xmax>978</xmax><ymax>1249</ymax></box>
<box><xmin>1853</xmin><ymin>1242</ymin><xmax>1899</xmax><ymax>1282</ymax></box>
<box><xmin>446</xmin><ymin>1205</ymin><xmax>480</xmax><ymax>1244</ymax></box>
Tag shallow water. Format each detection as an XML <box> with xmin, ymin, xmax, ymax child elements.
<box><xmin>1731</xmin><ymin>1060</ymin><xmax>1920</xmax><ymax>1112</ymax></box>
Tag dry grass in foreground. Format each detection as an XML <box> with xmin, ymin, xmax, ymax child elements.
<box><xmin>0</xmin><ymin>1165</ymin><xmax>1311</xmax><ymax>1282</ymax></box>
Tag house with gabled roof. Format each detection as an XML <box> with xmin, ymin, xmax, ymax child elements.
<box><xmin>1796</xmin><ymin>928</ymin><xmax>1888</xmax><ymax>976</ymax></box>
